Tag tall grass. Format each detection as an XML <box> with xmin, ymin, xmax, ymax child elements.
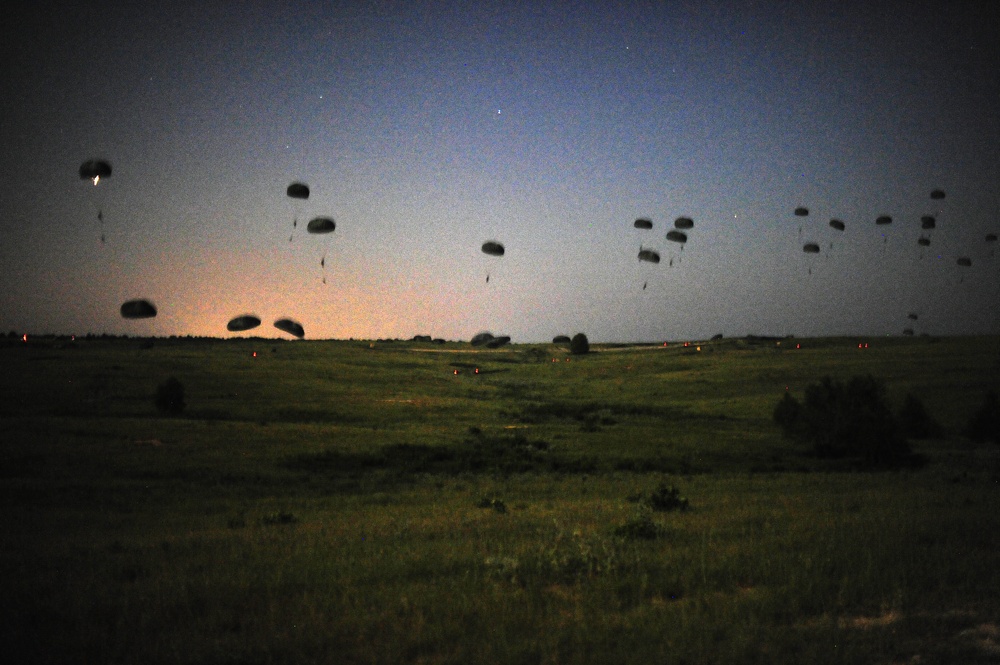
<box><xmin>1</xmin><ymin>335</ymin><xmax>998</xmax><ymax>663</ymax></box>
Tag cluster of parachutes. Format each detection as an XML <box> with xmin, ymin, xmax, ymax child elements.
<box><xmin>632</xmin><ymin>215</ymin><xmax>695</xmax><ymax>288</ymax></box>
<box><xmin>82</xmin><ymin>157</ymin><xmax>995</xmax><ymax>341</ymax></box>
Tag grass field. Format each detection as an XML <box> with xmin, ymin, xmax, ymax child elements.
<box><xmin>1</xmin><ymin>334</ymin><xmax>998</xmax><ymax>664</ymax></box>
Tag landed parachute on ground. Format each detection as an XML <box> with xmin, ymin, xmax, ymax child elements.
<box><xmin>227</xmin><ymin>314</ymin><xmax>261</xmax><ymax>332</ymax></box>
<box><xmin>120</xmin><ymin>299</ymin><xmax>156</xmax><ymax>319</ymax></box>
<box><xmin>674</xmin><ymin>217</ymin><xmax>694</xmax><ymax>230</ymax></box>
<box><xmin>274</xmin><ymin>318</ymin><xmax>305</xmax><ymax>338</ymax></box>
<box><xmin>470</xmin><ymin>331</ymin><xmax>495</xmax><ymax>346</ymax></box>
<box><xmin>487</xmin><ymin>336</ymin><xmax>511</xmax><ymax>348</ymax></box>
<box><xmin>633</xmin><ymin>218</ymin><xmax>653</xmax><ymax>230</ymax></box>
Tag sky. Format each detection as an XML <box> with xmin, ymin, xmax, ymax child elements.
<box><xmin>2</xmin><ymin>0</ymin><xmax>998</xmax><ymax>342</ymax></box>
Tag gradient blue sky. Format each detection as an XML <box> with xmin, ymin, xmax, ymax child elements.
<box><xmin>3</xmin><ymin>0</ymin><xmax>998</xmax><ymax>342</ymax></box>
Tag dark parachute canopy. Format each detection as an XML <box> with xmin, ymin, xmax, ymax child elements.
<box><xmin>875</xmin><ymin>215</ymin><xmax>892</xmax><ymax>225</ymax></box>
<box><xmin>930</xmin><ymin>189</ymin><xmax>946</xmax><ymax>200</ymax></box>
<box><xmin>227</xmin><ymin>314</ymin><xmax>261</xmax><ymax>332</ymax></box>
<box><xmin>552</xmin><ymin>335</ymin><xmax>571</xmax><ymax>344</ymax></box>
<box><xmin>481</xmin><ymin>241</ymin><xmax>505</xmax><ymax>256</ymax></box>
<box><xmin>274</xmin><ymin>318</ymin><xmax>305</xmax><ymax>338</ymax></box>
<box><xmin>921</xmin><ymin>216</ymin><xmax>936</xmax><ymax>230</ymax></box>
<box><xmin>794</xmin><ymin>207</ymin><xmax>809</xmax><ymax>217</ymax></box>
<box><xmin>986</xmin><ymin>233</ymin><xmax>998</xmax><ymax>243</ymax></box>
<box><xmin>79</xmin><ymin>159</ymin><xmax>112</xmax><ymax>182</ymax></box>
<box><xmin>917</xmin><ymin>237</ymin><xmax>931</xmax><ymax>247</ymax></box>
<box><xmin>957</xmin><ymin>257</ymin><xmax>972</xmax><ymax>267</ymax></box>
<box><xmin>666</xmin><ymin>230</ymin><xmax>688</xmax><ymax>244</ymax></box>
<box><xmin>120</xmin><ymin>299</ymin><xmax>157</xmax><ymax>319</ymax></box>
<box><xmin>907</xmin><ymin>313</ymin><xmax>919</xmax><ymax>321</ymax></box>
<box><xmin>286</xmin><ymin>182</ymin><xmax>310</xmax><ymax>200</ymax></box>
<box><xmin>638</xmin><ymin>248</ymin><xmax>661</xmax><ymax>263</ymax></box>
<box><xmin>829</xmin><ymin>219</ymin><xmax>845</xmax><ymax>231</ymax></box>
<box><xmin>487</xmin><ymin>335</ymin><xmax>511</xmax><ymax>349</ymax></box>
<box><xmin>307</xmin><ymin>217</ymin><xmax>335</xmax><ymax>234</ymax></box>
<box><xmin>470</xmin><ymin>331</ymin><xmax>495</xmax><ymax>346</ymax></box>
<box><xmin>633</xmin><ymin>218</ymin><xmax>653</xmax><ymax>230</ymax></box>
<box><xmin>673</xmin><ymin>217</ymin><xmax>694</xmax><ymax>230</ymax></box>
<box><xmin>803</xmin><ymin>243</ymin><xmax>821</xmax><ymax>254</ymax></box>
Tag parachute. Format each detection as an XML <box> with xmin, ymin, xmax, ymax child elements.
<box><xmin>305</xmin><ymin>217</ymin><xmax>336</xmax><ymax>281</ymax></box>
<box><xmin>120</xmin><ymin>299</ymin><xmax>156</xmax><ymax>319</ymax></box>
<box><xmin>665</xmin><ymin>230</ymin><xmax>687</xmax><ymax>244</ymax></box>
<box><xmin>286</xmin><ymin>183</ymin><xmax>309</xmax><ymax>200</ymax></box>
<box><xmin>79</xmin><ymin>159</ymin><xmax>113</xmax><ymax>243</ymax></box>
<box><xmin>79</xmin><ymin>160</ymin><xmax>112</xmax><ymax>183</ymax></box>
<box><xmin>274</xmin><ymin>318</ymin><xmax>305</xmax><ymax>338</ymax></box>
<box><xmin>829</xmin><ymin>219</ymin><xmax>845</xmax><ymax>231</ymax></box>
<box><xmin>921</xmin><ymin>216</ymin><xmax>936</xmax><ymax>230</ymax></box>
<box><xmin>986</xmin><ymin>233</ymin><xmax>997</xmax><ymax>243</ymax></box>
<box><xmin>930</xmin><ymin>189</ymin><xmax>946</xmax><ymax>200</ymax></box>
<box><xmin>633</xmin><ymin>218</ymin><xmax>653</xmax><ymax>230</ymax></box>
<box><xmin>286</xmin><ymin>182</ymin><xmax>310</xmax><ymax>241</ymax></box>
<box><xmin>902</xmin><ymin>328</ymin><xmax>914</xmax><ymax>336</ymax></box>
<box><xmin>638</xmin><ymin>248</ymin><xmax>661</xmax><ymax>263</ymax></box>
<box><xmin>481</xmin><ymin>241</ymin><xmax>505</xmax><ymax>282</ymax></box>
<box><xmin>917</xmin><ymin>237</ymin><xmax>931</xmax><ymax>246</ymax></box>
<box><xmin>306</xmin><ymin>217</ymin><xmax>335</xmax><ymax>234</ymax></box>
<box><xmin>673</xmin><ymin>217</ymin><xmax>694</xmax><ymax>230</ymax></box>
<box><xmin>481</xmin><ymin>241</ymin><xmax>505</xmax><ymax>256</ymax></box>
<box><xmin>875</xmin><ymin>215</ymin><xmax>892</xmax><ymax>225</ymax></box>
<box><xmin>552</xmin><ymin>335</ymin><xmax>571</xmax><ymax>344</ymax></box>
<box><xmin>907</xmin><ymin>313</ymin><xmax>918</xmax><ymax>321</ymax></box>
<box><xmin>794</xmin><ymin>207</ymin><xmax>809</xmax><ymax>217</ymax></box>
<box><xmin>957</xmin><ymin>257</ymin><xmax>972</xmax><ymax>267</ymax></box>
<box><xmin>802</xmin><ymin>243</ymin><xmax>821</xmax><ymax>254</ymax></box>
<box><xmin>227</xmin><ymin>314</ymin><xmax>261</xmax><ymax>332</ymax></box>
<box><xmin>470</xmin><ymin>331</ymin><xmax>495</xmax><ymax>346</ymax></box>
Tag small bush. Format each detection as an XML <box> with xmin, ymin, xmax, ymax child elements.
<box><xmin>614</xmin><ymin>511</ymin><xmax>665</xmax><ymax>540</ymax></box>
<box><xmin>965</xmin><ymin>390</ymin><xmax>999</xmax><ymax>443</ymax></box>
<box><xmin>476</xmin><ymin>496</ymin><xmax>507</xmax><ymax>513</ymax></box>
<box><xmin>154</xmin><ymin>377</ymin><xmax>186</xmax><ymax>415</ymax></box>
<box><xmin>644</xmin><ymin>483</ymin><xmax>689</xmax><ymax>512</ymax></box>
<box><xmin>570</xmin><ymin>332</ymin><xmax>590</xmax><ymax>355</ymax></box>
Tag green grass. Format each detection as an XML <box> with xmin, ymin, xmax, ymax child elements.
<box><xmin>1</xmin><ymin>335</ymin><xmax>998</xmax><ymax>663</ymax></box>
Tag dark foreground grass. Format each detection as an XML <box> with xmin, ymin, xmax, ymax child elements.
<box><xmin>1</xmin><ymin>335</ymin><xmax>998</xmax><ymax>664</ymax></box>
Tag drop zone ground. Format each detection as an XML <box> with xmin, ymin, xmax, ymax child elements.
<box><xmin>1</xmin><ymin>335</ymin><xmax>998</xmax><ymax>664</ymax></box>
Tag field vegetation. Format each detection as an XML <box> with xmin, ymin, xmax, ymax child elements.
<box><xmin>1</xmin><ymin>334</ymin><xmax>998</xmax><ymax>663</ymax></box>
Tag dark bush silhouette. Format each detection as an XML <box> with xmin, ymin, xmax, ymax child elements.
<box><xmin>964</xmin><ymin>390</ymin><xmax>999</xmax><ymax>443</ymax></box>
<box><xmin>897</xmin><ymin>393</ymin><xmax>943</xmax><ymax>439</ymax></box>
<box><xmin>155</xmin><ymin>377</ymin><xmax>186</xmax><ymax>415</ymax></box>
<box><xmin>773</xmin><ymin>375</ymin><xmax>911</xmax><ymax>466</ymax></box>
<box><xmin>570</xmin><ymin>333</ymin><xmax>590</xmax><ymax>355</ymax></box>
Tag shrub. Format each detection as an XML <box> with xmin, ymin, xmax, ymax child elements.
<box><xmin>897</xmin><ymin>393</ymin><xmax>943</xmax><ymax>439</ymax></box>
<box><xmin>773</xmin><ymin>375</ymin><xmax>911</xmax><ymax>466</ymax></box>
<box><xmin>964</xmin><ymin>390</ymin><xmax>999</xmax><ymax>443</ymax></box>
<box><xmin>154</xmin><ymin>377</ymin><xmax>186</xmax><ymax>415</ymax></box>
<box><xmin>570</xmin><ymin>332</ymin><xmax>590</xmax><ymax>355</ymax></box>
<box><xmin>644</xmin><ymin>483</ymin><xmax>689</xmax><ymax>512</ymax></box>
